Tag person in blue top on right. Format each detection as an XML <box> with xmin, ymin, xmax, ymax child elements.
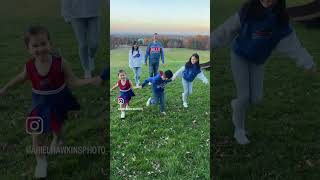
<box><xmin>145</xmin><ymin>33</ymin><xmax>166</xmax><ymax>85</ymax></box>
<box><xmin>172</xmin><ymin>53</ymin><xmax>209</xmax><ymax>108</ymax></box>
<box><xmin>212</xmin><ymin>0</ymin><xmax>317</xmax><ymax>145</ymax></box>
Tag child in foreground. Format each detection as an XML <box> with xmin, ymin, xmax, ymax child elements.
<box><xmin>109</xmin><ymin>69</ymin><xmax>135</xmax><ymax>119</ymax></box>
<box><xmin>0</xmin><ymin>25</ymin><xmax>93</xmax><ymax>178</ymax></box>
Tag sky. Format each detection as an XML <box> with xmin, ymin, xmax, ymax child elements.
<box><xmin>110</xmin><ymin>0</ymin><xmax>210</xmax><ymax>35</ymax></box>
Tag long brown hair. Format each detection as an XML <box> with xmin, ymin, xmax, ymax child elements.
<box><xmin>240</xmin><ymin>0</ymin><xmax>289</xmax><ymax>26</ymax></box>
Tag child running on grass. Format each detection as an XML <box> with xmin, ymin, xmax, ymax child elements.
<box><xmin>109</xmin><ymin>69</ymin><xmax>135</xmax><ymax>119</ymax></box>
<box><xmin>138</xmin><ymin>70</ymin><xmax>173</xmax><ymax>115</ymax></box>
<box><xmin>0</xmin><ymin>25</ymin><xmax>94</xmax><ymax>178</ymax></box>
<box><xmin>212</xmin><ymin>0</ymin><xmax>316</xmax><ymax>144</ymax></box>
<box><xmin>172</xmin><ymin>53</ymin><xmax>209</xmax><ymax>108</ymax></box>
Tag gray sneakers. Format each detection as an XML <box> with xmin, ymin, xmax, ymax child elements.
<box><xmin>234</xmin><ymin>129</ymin><xmax>250</xmax><ymax>145</ymax></box>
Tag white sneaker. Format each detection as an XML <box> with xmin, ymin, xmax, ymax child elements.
<box><xmin>234</xmin><ymin>130</ymin><xmax>250</xmax><ymax>145</ymax></box>
<box><xmin>148</xmin><ymin>82</ymin><xmax>152</xmax><ymax>86</ymax></box>
<box><xmin>34</xmin><ymin>158</ymin><xmax>47</xmax><ymax>178</ymax></box>
<box><xmin>84</xmin><ymin>70</ymin><xmax>92</xmax><ymax>79</ymax></box>
<box><xmin>146</xmin><ymin>97</ymin><xmax>151</xmax><ymax>106</ymax></box>
<box><xmin>120</xmin><ymin>111</ymin><xmax>125</xmax><ymax>119</ymax></box>
<box><xmin>161</xmin><ymin>112</ymin><xmax>167</xmax><ymax>115</ymax></box>
<box><xmin>183</xmin><ymin>102</ymin><xmax>188</xmax><ymax>108</ymax></box>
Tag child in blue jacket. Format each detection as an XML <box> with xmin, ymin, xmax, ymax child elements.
<box><xmin>138</xmin><ymin>70</ymin><xmax>173</xmax><ymax>115</ymax></box>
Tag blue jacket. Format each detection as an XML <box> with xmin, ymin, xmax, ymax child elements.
<box><xmin>232</xmin><ymin>8</ymin><xmax>292</xmax><ymax>64</ymax></box>
<box><xmin>183</xmin><ymin>64</ymin><xmax>202</xmax><ymax>82</ymax></box>
<box><xmin>145</xmin><ymin>41</ymin><xmax>165</xmax><ymax>64</ymax></box>
<box><xmin>141</xmin><ymin>72</ymin><xmax>171</xmax><ymax>94</ymax></box>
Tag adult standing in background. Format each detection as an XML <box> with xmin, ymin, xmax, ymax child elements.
<box><xmin>61</xmin><ymin>0</ymin><xmax>102</xmax><ymax>79</ymax></box>
<box><xmin>129</xmin><ymin>41</ymin><xmax>144</xmax><ymax>87</ymax></box>
<box><xmin>145</xmin><ymin>33</ymin><xmax>166</xmax><ymax>85</ymax></box>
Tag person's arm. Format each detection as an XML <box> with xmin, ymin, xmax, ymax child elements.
<box><xmin>211</xmin><ymin>13</ymin><xmax>241</xmax><ymax>50</ymax></box>
<box><xmin>160</xmin><ymin>44</ymin><xmax>165</xmax><ymax>64</ymax></box>
<box><xmin>172</xmin><ymin>66</ymin><xmax>185</xmax><ymax>80</ymax></box>
<box><xmin>140</xmin><ymin>49</ymin><xmax>145</xmax><ymax>65</ymax></box>
<box><xmin>62</xmin><ymin>59</ymin><xmax>92</xmax><ymax>87</ymax></box>
<box><xmin>145</xmin><ymin>44</ymin><xmax>150</xmax><ymax>65</ymax></box>
<box><xmin>129</xmin><ymin>80</ymin><xmax>136</xmax><ymax>89</ymax></box>
<box><xmin>0</xmin><ymin>67</ymin><xmax>27</xmax><ymax>95</ymax></box>
<box><xmin>196</xmin><ymin>71</ymin><xmax>209</xmax><ymax>84</ymax></box>
<box><xmin>110</xmin><ymin>82</ymin><xmax>118</xmax><ymax>91</ymax></box>
<box><xmin>141</xmin><ymin>77</ymin><xmax>152</xmax><ymax>88</ymax></box>
<box><xmin>275</xmin><ymin>31</ymin><xmax>315</xmax><ymax>71</ymax></box>
<box><xmin>128</xmin><ymin>51</ymin><xmax>133</xmax><ymax>69</ymax></box>
<box><xmin>61</xmin><ymin>0</ymin><xmax>72</xmax><ymax>23</ymax></box>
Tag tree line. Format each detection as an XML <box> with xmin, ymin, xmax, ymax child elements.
<box><xmin>110</xmin><ymin>34</ymin><xmax>209</xmax><ymax>50</ymax></box>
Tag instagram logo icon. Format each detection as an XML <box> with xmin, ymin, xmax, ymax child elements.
<box><xmin>118</xmin><ymin>97</ymin><xmax>125</xmax><ymax>105</ymax></box>
<box><xmin>26</xmin><ymin>116</ymin><xmax>44</xmax><ymax>134</ymax></box>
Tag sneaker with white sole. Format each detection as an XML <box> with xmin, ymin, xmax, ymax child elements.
<box><xmin>146</xmin><ymin>97</ymin><xmax>151</xmax><ymax>106</ymax></box>
<box><xmin>34</xmin><ymin>158</ymin><xmax>47</xmax><ymax>178</ymax></box>
<box><xmin>148</xmin><ymin>82</ymin><xmax>152</xmax><ymax>86</ymax></box>
<box><xmin>120</xmin><ymin>111</ymin><xmax>125</xmax><ymax>119</ymax></box>
<box><xmin>183</xmin><ymin>102</ymin><xmax>188</xmax><ymax>108</ymax></box>
<box><xmin>161</xmin><ymin>112</ymin><xmax>167</xmax><ymax>115</ymax></box>
<box><xmin>234</xmin><ymin>129</ymin><xmax>250</xmax><ymax>145</ymax></box>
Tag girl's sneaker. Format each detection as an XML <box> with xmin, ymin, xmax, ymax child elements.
<box><xmin>34</xmin><ymin>158</ymin><xmax>47</xmax><ymax>178</ymax></box>
<box><xmin>182</xmin><ymin>93</ymin><xmax>188</xmax><ymax>108</ymax></box>
<box><xmin>146</xmin><ymin>97</ymin><xmax>152</xmax><ymax>106</ymax></box>
<box><xmin>148</xmin><ymin>82</ymin><xmax>152</xmax><ymax>85</ymax></box>
<box><xmin>234</xmin><ymin>129</ymin><xmax>250</xmax><ymax>145</ymax></box>
<box><xmin>161</xmin><ymin>112</ymin><xmax>167</xmax><ymax>115</ymax></box>
<box><xmin>120</xmin><ymin>111</ymin><xmax>125</xmax><ymax>119</ymax></box>
<box><xmin>183</xmin><ymin>102</ymin><xmax>188</xmax><ymax>108</ymax></box>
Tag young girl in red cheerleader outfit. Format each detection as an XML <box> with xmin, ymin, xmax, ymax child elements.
<box><xmin>110</xmin><ymin>69</ymin><xmax>135</xmax><ymax>119</ymax></box>
<box><xmin>0</xmin><ymin>25</ymin><xmax>94</xmax><ymax>178</ymax></box>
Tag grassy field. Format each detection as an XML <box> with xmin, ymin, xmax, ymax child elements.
<box><xmin>110</xmin><ymin>47</ymin><xmax>210</xmax><ymax>179</ymax></box>
<box><xmin>0</xmin><ymin>0</ymin><xmax>108</xmax><ymax>179</ymax></box>
<box><xmin>212</xmin><ymin>0</ymin><xmax>320</xmax><ymax>179</ymax></box>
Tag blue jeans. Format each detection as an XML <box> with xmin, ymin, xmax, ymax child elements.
<box><xmin>182</xmin><ymin>78</ymin><xmax>193</xmax><ymax>103</ymax></box>
<box><xmin>132</xmin><ymin>67</ymin><xmax>142</xmax><ymax>85</ymax></box>
<box><xmin>150</xmin><ymin>91</ymin><xmax>165</xmax><ymax>112</ymax></box>
<box><xmin>230</xmin><ymin>51</ymin><xmax>264</xmax><ymax>132</ymax></box>
<box><xmin>149</xmin><ymin>61</ymin><xmax>159</xmax><ymax>77</ymax></box>
<box><xmin>71</xmin><ymin>16</ymin><xmax>100</xmax><ymax>72</ymax></box>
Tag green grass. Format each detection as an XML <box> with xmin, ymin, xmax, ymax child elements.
<box><xmin>212</xmin><ymin>0</ymin><xmax>320</xmax><ymax>179</ymax></box>
<box><xmin>0</xmin><ymin>0</ymin><xmax>108</xmax><ymax>178</ymax></box>
<box><xmin>110</xmin><ymin>47</ymin><xmax>210</xmax><ymax>179</ymax></box>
